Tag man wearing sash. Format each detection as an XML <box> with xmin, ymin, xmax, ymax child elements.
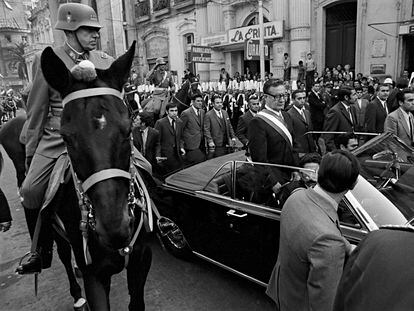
<box><xmin>248</xmin><ymin>79</ymin><xmax>299</xmax><ymax>192</ymax></box>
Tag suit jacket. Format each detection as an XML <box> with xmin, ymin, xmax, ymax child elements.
<box><xmin>267</xmin><ymin>187</ymin><xmax>351</xmax><ymax>311</ymax></box>
<box><xmin>365</xmin><ymin>97</ymin><xmax>387</xmax><ymax>133</ymax></box>
<box><xmin>132</xmin><ymin>126</ymin><xmax>161</xmax><ymax>165</ymax></box>
<box><xmin>248</xmin><ymin>110</ymin><xmax>299</xmax><ymax>184</ymax></box>
<box><xmin>19</xmin><ymin>46</ymin><xmax>114</xmax><ymax>159</ymax></box>
<box><xmin>287</xmin><ymin>107</ymin><xmax>315</xmax><ymax>154</ymax></box>
<box><xmin>323</xmin><ymin>102</ymin><xmax>357</xmax><ymax>151</ymax></box>
<box><xmin>0</xmin><ymin>188</ymin><xmax>11</xmax><ymax>223</ymax></box>
<box><xmin>236</xmin><ymin>110</ymin><xmax>255</xmax><ymax>147</ymax></box>
<box><xmin>308</xmin><ymin>90</ymin><xmax>326</xmax><ymax>131</ymax></box>
<box><xmin>384</xmin><ymin>108</ymin><xmax>413</xmax><ymax>147</ymax></box>
<box><xmin>353</xmin><ymin>98</ymin><xmax>369</xmax><ymax>131</ymax></box>
<box><xmin>334</xmin><ymin>228</ymin><xmax>414</xmax><ymax>311</ymax></box>
<box><xmin>204</xmin><ymin>109</ymin><xmax>235</xmax><ymax>147</ymax></box>
<box><xmin>180</xmin><ymin>106</ymin><xmax>205</xmax><ymax>150</ymax></box>
<box><xmin>154</xmin><ymin>117</ymin><xmax>184</xmax><ymax>159</ymax></box>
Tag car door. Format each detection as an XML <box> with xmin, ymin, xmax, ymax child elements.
<box><xmin>190</xmin><ymin>161</ymin><xmax>283</xmax><ymax>285</ymax></box>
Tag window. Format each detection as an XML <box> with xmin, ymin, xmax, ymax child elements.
<box><xmin>183</xmin><ymin>33</ymin><xmax>194</xmax><ymax>65</ymax></box>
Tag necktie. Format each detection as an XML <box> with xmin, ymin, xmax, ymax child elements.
<box><xmin>171</xmin><ymin>119</ymin><xmax>176</xmax><ymax>132</ymax></box>
<box><xmin>300</xmin><ymin>109</ymin><xmax>306</xmax><ymax>121</ymax></box>
<box><xmin>218</xmin><ymin>111</ymin><xmax>222</xmax><ymax>119</ymax></box>
<box><xmin>346</xmin><ymin>107</ymin><xmax>353</xmax><ymax>124</ymax></box>
<box><xmin>409</xmin><ymin>114</ymin><xmax>413</xmax><ymax>141</ymax></box>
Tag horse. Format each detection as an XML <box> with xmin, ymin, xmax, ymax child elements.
<box><xmin>0</xmin><ymin>114</ymin><xmax>86</xmax><ymax>310</ymax></box>
<box><xmin>35</xmin><ymin>41</ymin><xmax>153</xmax><ymax>310</ymax></box>
<box><xmin>171</xmin><ymin>76</ymin><xmax>200</xmax><ymax>115</ymax></box>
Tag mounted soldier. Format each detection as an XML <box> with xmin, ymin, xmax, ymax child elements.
<box><xmin>145</xmin><ymin>57</ymin><xmax>175</xmax><ymax>119</ymax></box>
<box><xmin>16</xmin><ymin>3</ymin><xmax>115</xmax><ymax>275</ymax></box>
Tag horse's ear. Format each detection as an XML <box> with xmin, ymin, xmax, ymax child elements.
<box><xmin>41</xmin><ymin>47</ymin><xmax>72</xmax><ymax>96</ymax></box>
<box><xmin>102</xmin><ymin>41</ymin><xmax>136</xmax><ymax>91</ymax></box>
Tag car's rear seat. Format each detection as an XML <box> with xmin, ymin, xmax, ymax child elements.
<box><xmin>211</xmin><ymin>173</ymin><xmax>232</xmax><ymax>196</ymax></box>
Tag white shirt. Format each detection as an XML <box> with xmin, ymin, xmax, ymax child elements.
<box><xmin>399</xmin><ymin>107</ymin><xmax>412</xmax><ymax>133</ymax></box>
<box><xmin>191</xmin><ymin>105</ymin><xmax>199</xmax><ymax>116</ymax></box>
<box><xmin>167</xmin><ymin>116</ymin><xmax>176</xmax><ymax>129</ymax></box>
<box><xmin>214</xmin><ymin>109</ymin><xmax>223</xmax><ymax>119</ymax></box>
<box><xmin>293</xmin><ymin>105</ymin><xmax>306</xmax><ymax>119</ymax></box>
<box><xmin>265</xmin><ymin>104</ymin><xmax>283</xmax><ymax>119</ymax></box>
<box><xmin>377</xmin><ymin>97</ymin><xmax>388</xmax><ymax>114</ymax></box>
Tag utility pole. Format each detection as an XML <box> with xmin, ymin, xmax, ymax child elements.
<box><xmin>258</xmin><ymin>0</ymin><xmax>265</xmax><ymax>81</ymax></box>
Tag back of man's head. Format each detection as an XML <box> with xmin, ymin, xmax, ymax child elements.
<box><xmin>318</xmin><ymin>150</ymin><xmax>360</xmax><ymax>193</ymax></box>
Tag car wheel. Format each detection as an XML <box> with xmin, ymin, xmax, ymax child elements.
<box><xmin>156</xmin><ymin>216</ymin><xmax>193</xmax><ymax>260</ymax></box>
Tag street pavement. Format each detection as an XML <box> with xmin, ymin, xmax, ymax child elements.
<box><xmin>0</xmin><ymin>144</ymin><xmax>275</xmax><ymax>311</ymax></box>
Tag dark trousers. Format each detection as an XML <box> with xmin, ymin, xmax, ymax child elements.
<box><xmin>306</xmin><ymin>70</ymin><xmax>315</xmax><ymax>93</ymax></box>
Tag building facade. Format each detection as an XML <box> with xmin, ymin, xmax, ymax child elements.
<box><xmin>130</xmin><ymin>0</ymin><xmax>414</xmax><ymax>83</ymax></box>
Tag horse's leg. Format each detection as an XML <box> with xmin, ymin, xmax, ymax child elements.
<box><xmin>54</xmin><ymin>232</ymin><xmax>86</xmax><ymax>310</ymax></box>
<box><xmin>83</xmin><ymin>273</ymin><xmax>111</xmax><ymax>311</ymax></box>
<box><xmin>127</xmin><ymin>244</ymin><xmax>152</xmax><ymax>311</ymax></box>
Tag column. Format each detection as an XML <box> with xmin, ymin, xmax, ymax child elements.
<box><xmin>289</xmin><ymin>0</ymin><xmax>311</xmax><ymax>81</ymax></box>
<box><xmin>271</xmin><ymin>0</ymin><xmax>289</xmax><ymax>79</ymax></box>
<box><xmin>196</xmin><ymin>0</ymin><xmax>210</xmax><ymax>81</ymax></box>
<box><xmin>207</xmin><ymin>1</ymin><xmax>223</xmax><ymax>33</ymax></box>
<box><xmin>223</xmin><ymin>6</ymin><xmax>235</xmax><ymax>31</ymax></box>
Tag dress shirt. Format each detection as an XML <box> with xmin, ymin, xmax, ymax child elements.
<box><xmin>342</xmin><ymin>102</ymin><xmax>353</xmax><ymax>124</ymax></box>
<box><xmin>377</xmin><ymin>97</ymin><xmax>389</xmax><ymax>114</ymax></box>
<box><xmin>400</xmin><ymin>108</ymin><xmax>413</xmax><ymax>139</ymax></box>
<box><xmin>191</xmin><ymin>105</ymin><xmax>199</xmax><ymax>116</ymax></box>
<box><xmin>141</xmin><ymin>127</ymin><xmax>148</xmax><ymax>155</ymax></box>
<box><xmin>214</xmin><ymin>109</ymin><xmax>223</xmax><ymax>119</ymax></box>
<box><xmin>293</xmin><ymin>105</ymin><xmax>306</xmax><ymax>121</ymax></box>
<box><xmin>167</xmin><ymin>116</ymin><xmax>176</xmax><ymax>129</ymax></box>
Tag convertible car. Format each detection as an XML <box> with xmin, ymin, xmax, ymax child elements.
<box><xmin>153</xmin><ymin>132</ymin><xmax>414</xmax><ymax>286</ymax></box>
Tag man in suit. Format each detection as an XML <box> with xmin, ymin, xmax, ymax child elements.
<box><xmin>288</xmin><ymin>89</ymin><xmax>315</xmax><ymax>155</ymax></box>
<box><xmin>248</xmin><ymin>79</ymin><xmax>299</xmax><ymax>191</ymax></box>
<box><xmin>323</xmin><ymin>87</ymin><xmax>358</xmax><ymax>151</ymax></box>
<box><xmin>236</xmin><ymin>93</ymin><xmax>260</xmax><ymax>150</ymax></box>
<box><xmin>204</xmin><ymin>93</ymin><xmax>236</xmax><ymax>159</ymax></box>
<box><xmin>334</xmin><ymin>226</ymin><xmax>414</xmax><ymax>311</ymax></box>
<box><xmin>334</xmin><ymin>132</ymin><xmax>359</xmax><ymax>152</ymax></box>
<box><xmin>132</xmin><ymin>111</ymin><xmax>161</xmax><ymax>171</ymax></box>
<box><xmin>384</xmin><ymin>88</ymin><xmax>414</xmax><ymax>147</ymax></box>
<box><xmin>16</xmin><ymin>3</ymin><xmax>114</xmax><ymax>274</ymax></box>
<box><xmin>180</xmin><ymin>92</ymin><xmax>206</xmax><ymax>165</ymax></box>
<box><xmin>365</xmin><ymin>83</ymin><xmax>390</xmax><ymax>133</ymax></box>
<box><xmin>267</xmin><ymin>150</ymin><xmax>359</xmax><ymax>311</ymax></box>
<box><xmin>354</xmin><ymin>86</ymin><xmax>369</xmax><ymax>132</ymax></box>
<box><xmin>155</xmin><ymin>103</ymin><xmax>185</xmax><ymax>175</ymax></box>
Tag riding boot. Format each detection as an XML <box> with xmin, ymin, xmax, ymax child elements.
<box><xmin>16</xmin><ymin>208</ymin><xmax>54</xmax><ymax>274</ymax></box>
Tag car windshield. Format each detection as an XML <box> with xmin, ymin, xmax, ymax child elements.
<box><xmin>353</xmin><ymin>132</ymin><xmax>414</xmax><ymax>224</ymax></box>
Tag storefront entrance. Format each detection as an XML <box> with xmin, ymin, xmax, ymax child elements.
<box><xmin>243</xmin><ymin>57</ymin><xmax>270</xmax><ymax>78</ymax></box>
<box><xmin>325</xmin><ymin>1</ymin><xmax>357</xmax><ymax>69</ymax></box>
<box><xmin>403</xmin><ymin>35</ymin><xmax>414</xmax><ymax>76</ymax></box>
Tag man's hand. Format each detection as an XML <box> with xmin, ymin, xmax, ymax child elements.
<box><xmin>156</xmin><ymin>156</ymin><xmax>167</xmax><ymax>163</ymax></box>
<box><xmin>208</xmin><ymin>142</ymin><xmax>215</xmax><ymax>149</ymax></box>
<box><xmin>0</xmin><ymin>221</ymin><xmax>11</xmax><ymax>232</ymax></box>
<box><xmin>180</xmin><ymin>148</ymin><xmax>186</xmax><ymax>156</ymax></box>
<box><xmin>272</xmin><ymin>182</ymin><xmax>282</xmax><ymax>194</ymax></box>
<box><xmin>231</xmin><ymin>138</ymin><xmax>237</xmax><ymax>147</ymax></box>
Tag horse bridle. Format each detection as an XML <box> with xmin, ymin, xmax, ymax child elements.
<box><xmin>62</xmin><ymin>87</ymin><xmax>152</xmax><ymax>265</ymax></box>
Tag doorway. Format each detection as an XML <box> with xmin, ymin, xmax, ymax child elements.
<box><xmin>243</xmin><ymin>58</ymin><xmax>270</xmax><ymax>79</ymax></box>
<box><xmin>325</xmin><ymin>1</ymin><xmax>357</xmax><ymax>69</ymax></box>
<box><xmin>403</xmin><ymin>35</ymin><xmax>414</xmax><ymax>77</ymax></box>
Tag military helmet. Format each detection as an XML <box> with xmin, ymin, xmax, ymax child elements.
<box><xmin>55</xmin><ymin>3</ymin><xmax>102</xmax><ymax>31</ymax></box>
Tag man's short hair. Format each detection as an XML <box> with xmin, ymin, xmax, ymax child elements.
<box><xmin>376</xmin><ymin>83</ymin><xmax>390</xmax><ymax>91</ymax></box>
<box><xmin>318</xmin><ymin>150</ymin><xmax>360</xmax><ymax>193</ymax></box>
<box><xmin>337</xmin><ymin>86</ymin><xmax>353</xmax><ymax>101</ymax></box>
<box><xmin>292</xmin><ymin>89</ymin><xmax>306</xmax><ymax>100</ymax></box>
<box><xmin>284</xmin><ymin>53</ymin><xmax>289</xmax><ymax>57</ymax></box>
<box><xmin>396</xmin><ymin>88</ymin><xmax>414</xmax><ymax>103</ymax></box>
<box><xmin>191</xmin><ymin>91</ymin><xmax>203</xmax><ymax>101</ymax></box>
<box><xmin>248</xmin><ymin>93</ymin><xmax>259</xmax><ymax>101</ymax></box>
<box><xmin>263</xmin><ymin>79</ymin><xmax>284</xmax><ymax>94</ymax></box>
<box><xmin>211</xmin><ymin>93</ymin><xmax>222</xmax><ymax>103</ymax></box>
<box><xmin>334</xmin><ymin>132</ymin><xmax>357</xmax><ymax>150</ymax></box>
<box><xmin>137</xmin><ymin>111</ymin><xmax>154</xmax><ymax>127</ymax></box>
<box><xmin>299</xmin><ymin>153</ymin><xmax>322</xmax><ymax>167</ymax></box>
<box><xmin>355</xmin><ymin>86</ymin><xmax>363</xmax><ymax>92</ymax></box>
<box><xmin>166</xmin><ymin>103</ymin><xmax>177</xmax><ymax>111</ymax></box>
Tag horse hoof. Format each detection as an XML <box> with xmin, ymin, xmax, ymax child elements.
<box><xmin>74</xmin><ymin>267</ymin><xmax>83</xmax><ymax>278</ymax></box>
<box><xmin>74</xmin><ymin>297</ymin><xmax>88</xmax><ymax>311</ymax></box>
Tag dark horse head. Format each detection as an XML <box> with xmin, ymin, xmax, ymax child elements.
<box><xmin>41</xmin><ymin>42</ymin><xmax>137</xmax><ymax>250</ymax></box>
<box><xmin>173</xmin><ymin>76</ymin><xmax>200</xmax><ymax>114</ymax></box>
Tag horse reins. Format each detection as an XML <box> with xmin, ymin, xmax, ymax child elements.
<box><xmin>62</xmin><ymin>87</ymin><xmax>152</xmax><ymax>266</ymax></box>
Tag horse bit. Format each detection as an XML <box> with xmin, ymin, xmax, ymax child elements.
<box><xmin>61</xmin><ymin>87</ymin><xmax>152</xmax><ymax>265</ymax></box>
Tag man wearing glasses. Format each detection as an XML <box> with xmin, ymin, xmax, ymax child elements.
<box><xmin>248</xmin><ymin>79</ymin><xmax>299</xmax><ymax>192</ymax></box>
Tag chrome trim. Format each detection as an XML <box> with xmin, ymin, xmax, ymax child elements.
<box><xmin>345</xmin><ymin>191</ymin><xmax>379</xmax><ymax>231</ymax></box>
<box><xmin>192</xmin><ymin>251</ymin><xmax>267</xmax><ymax>287</ymax></box>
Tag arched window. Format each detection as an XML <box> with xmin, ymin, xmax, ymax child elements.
<box><xmin>243</xmin><ymin>13</ymin><xmax>269</xmax><ymax>26</ymax></box>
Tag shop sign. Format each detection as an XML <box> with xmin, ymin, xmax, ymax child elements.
<box><xmin>244</xmin><ymin>39</ymin><xmax>270</xmax><ymax>60</ymax></box>
<box><xmin>200</xmin><ymin>34</ymin><xmax>228</xmax><ymax>46</ymax></box>
<box><xmin>370</xmin><ymin>64</ymin><xmax>386</xmax><ymax>75</ymax></box>
<box><xmin>190</xmin><ymin>45</ymin><xmax>212</xmax><ymax>63</ymax></box>
<box><xmin>228</xmin><ymin>21</ymin><xmax>283</xmax><ymax>44</ymax></box>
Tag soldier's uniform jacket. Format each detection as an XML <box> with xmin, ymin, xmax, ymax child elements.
<box><xmin>20</xmin><ymin>46</ymin><xmax>114</xmax><ymax>159</ymax></box>
<box><xmin>147</xmin><ymin>70</ymin><xmax>174</xmax><ymax>95</ymax></box>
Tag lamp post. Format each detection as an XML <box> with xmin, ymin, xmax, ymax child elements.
<box><xmin>258</xmin><ymin>0</ymin><xmax>265</xmax><ymax>82</ymax></box>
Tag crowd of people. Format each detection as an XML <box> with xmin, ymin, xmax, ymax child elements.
<box><xmin>0</xmin><ymin>89</ymin><xmax>22</xmax><ymax>125</ymax></box>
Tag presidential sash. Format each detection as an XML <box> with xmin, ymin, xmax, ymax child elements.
<box><xmin>257</xmin><ymin>110</ymin><xmax>293</xmax><ymax>147</ymax></box>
